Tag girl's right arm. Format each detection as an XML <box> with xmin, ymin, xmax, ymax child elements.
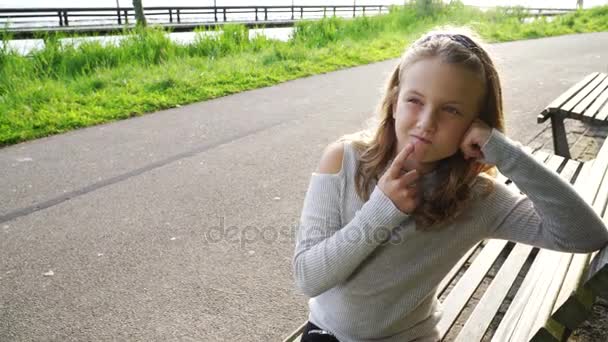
<box><xmin>293</xmin><ymin>142</ymin><xmax>410</xmax><ymax>298</ymax></box>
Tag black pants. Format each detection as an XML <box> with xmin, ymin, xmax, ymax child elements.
<box><xmin>300</xmin><ymin>321</ymin><xmax>340</xmax><ymax>342</ymax></box>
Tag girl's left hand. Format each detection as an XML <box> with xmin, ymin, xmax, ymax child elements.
<box><xmin>460</xmin><ymin>118</ymin><xmax>492</xmax><ymax>161</ymax></box>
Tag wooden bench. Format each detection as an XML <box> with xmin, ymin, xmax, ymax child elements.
<box><xmin>537</xmin><ymin>72</ymin><xmax>608</xmax><ymax>158</ymax></box>
<box><xmin>283</xmin><ymin>141</ymin><xmax>608</xmax><ymax>342</ymax></box>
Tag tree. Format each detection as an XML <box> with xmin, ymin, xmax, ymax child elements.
<box><xmin>133</xmin><ymin>0</ymin><xmax>147</xmax><ymax>27</ymax></box>
<box><xmin>414</xmin><ymin>0</ymin><xmax>442</xmax><ymax>17</ymax></box>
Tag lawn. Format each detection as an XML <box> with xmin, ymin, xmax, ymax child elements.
<box><xmin>1</xmin><ymin>1</ymin><xmax>607</xmax><ymax>146</ymax></box>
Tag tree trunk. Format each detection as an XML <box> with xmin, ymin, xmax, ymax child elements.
<box><xmin>133</xmin><ymin>0</ymin><xmax>147</xmax><ymax>27</ymax></box>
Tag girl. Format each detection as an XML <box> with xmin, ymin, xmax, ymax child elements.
<box><xmin>292</xmin><ymin>27</ymin><xmax>608</xmax><ymax>342</ymax></box>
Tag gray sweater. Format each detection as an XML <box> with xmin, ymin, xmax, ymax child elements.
<box><xmin>292</xmin><ymin>129</ymin><xmax>608</xmax><ymax>342</ymax></box>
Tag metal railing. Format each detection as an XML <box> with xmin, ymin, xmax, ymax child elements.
<box><xmin>476</xmin><ymin>6</ymin><xmax>577</xmax><ymax>16</ymax></box>
<box><xmin>0</xmin><ymin>5</ymin><xmax>391</xmax><ymax>35</ymax></box>
<box><xmin>0</xmin><ymin>5</ymin><xmax>578</xmax><ymax>39</ymax></box>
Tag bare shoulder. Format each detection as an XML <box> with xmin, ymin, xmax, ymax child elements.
<box><xmin>315</xmin><ymin>141</ymin><xmax>346</xmax><ymax>174</ymax></box>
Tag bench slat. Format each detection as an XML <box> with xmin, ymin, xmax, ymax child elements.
<box><xmin>544</xmin><ymin>154</ymin><xmax>566</xmax><ymax>175</ymax></box>
<box><xmin>553</xmin><ymin>160</ymin><xmax>594</xmax><ymax>308</ymax></box>
<box><xmin>535</xmin><ymin>157</ymin><xmax>582</xmax><ymax>335</ymax></box>
<box><xmin>580</xmin><ymin>142</ymin><xmax>608</xmax><ymax>300</ymax></box>
<box><xmin>526</xmin><ymin>157</ymin><xmax>592</xmax><ymax>338</ymax></box>
<box><xmin>533</xmin><ymin>149</ymin><xmax>551</xmax><ymax>165</ymax></box>
<box><xmin>524</xmin><ymin>252</ymin><xmax>573</xmax><ymax>341</ymax></box>
<box><xmin>547</xmin><ymin>160</ymin><xmax>599</xmax><ymax>331</ymax></box>
<box><xmin>596</xmin><ymin>94</ymin><xmax>608</xmax><ymax>121</ymax></box>
<box><xmin>436</xmin><ymin>239</ymin><xmax>509</xmax><ymax>338</ymax></box>
<box><xmin>576</xmin><ymin>74</ymin><xmax>608</xmax><ymax>116</ymax></box>
<box><xmin>506</xmin><ymin>152</ymin><xmax>580</xmax><ymax>341</ymax></box>
<box><xmin>436</xmin><ymin>170</ymin><xmax>512</xmax><ymax>295</ymax></box>
<box><xmin>282</xmin><ymin>321</ymin><xmax>307</xmax><ymax>342</ymax></box>
<box><xmin>441</xmin><ymin>151</ymin><xmax>554</xmax><ymax>339</ymax></box>
<box><xmin>585</xmin><ymin>246</ymin><xmax>608</xmax><ymax>299</ymax></box>
<box><xmin>544</xmin><ymin>147</ymin><xmax>608</xmax><ymax>334</ymax></box>
<box><xmin>522</xmin><ymin>145</ymin><xmax>534</xmax><ymax>154</ymax></box>
<box><xmin>590</xmin><ymin>156</ymin><xmax>608</xmax><ymax>218</ymax></box>
<box><xmin>492</xmin><ymin>248</ymin><xmax>554</xmax><ymax>341</ymax></box>
<box><xmin>538</xmin><ymin>73</ymin><xmax>599</xmax><ymax>123</ymax></box>
<box><xmin>581</xmin><ymin>77</ymin><xmax>608</xmax><ymax>120</ymax></box>
<box><xmin>437</xmin><ymin>242</ymin><xmax>481</xmax><ymax>296</ymax></box>
<box><xmin>529</xmin><ymin>156</ymin><xmax>582</xmax><ymax>338</ymax></box>
<box><xmin>561</xmin><ymin>158</ymin><xmax>582</xmax><ymax>185</ymax></box>
<box><xmin>551</xmin><ymin>253</ymin><xmax>594</xmax><ymax>332</ymax></box>
<box><xmin>562</xmin><ymin>73</ymin><xmax>607</xmax><ymax>114</ymax></box>
<box><xmin>488</xmin><ymin>152</ymin><xmax>568</xmax><ymax>340</ymax></box>
<box><xmin>455</xmin><ymin>243</ymin><xmax>534</xmax><ymax>341</ymax></box>
<box><xmin>587</xmin><ymin>137</ymin><xmax>608</xmax><ymax>209</ymax></box>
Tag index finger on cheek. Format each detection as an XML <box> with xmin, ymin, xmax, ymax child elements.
<box><xmin>389</xmin><ymin>143</ymin><xmax>415</xmax><ymax>178</ymax></box>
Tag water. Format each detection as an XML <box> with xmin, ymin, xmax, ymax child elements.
<box><xmin>0</xmin><ymin>28</ymin><xmax>303</xmax><ymax>55</ymax></box>
<box><xmin>1</xmin><ymin>0</ymin><xmax>606</xmax><ymax>55</ymax></box>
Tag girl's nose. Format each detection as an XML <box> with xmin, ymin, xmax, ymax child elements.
<box><xmin>417</xmin><ymin>107</ymin><xmax>438</xmax><ymax>133</ymax></box>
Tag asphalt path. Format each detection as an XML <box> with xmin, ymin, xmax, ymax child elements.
<box><xmin>1</xmin><ymin>32</ymin><xmax>607</xmax><ymax>341</ymax></box>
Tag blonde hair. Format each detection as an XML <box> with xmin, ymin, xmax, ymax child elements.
<box><xmin>339</xmin><ymin>26</ymin><xmax>505</xmax><ymax>230</ymax></box>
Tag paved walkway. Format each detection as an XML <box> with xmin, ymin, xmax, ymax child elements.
<box><xmin>1</xmin><ymin>32</ymin><xmax>607</xmax><ymax>341</ymax></box>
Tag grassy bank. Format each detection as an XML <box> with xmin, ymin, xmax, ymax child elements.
<box><xmin>1</xmin><ymin>2</ymin><xmax>607</xmax><ymax>146</ymax></box>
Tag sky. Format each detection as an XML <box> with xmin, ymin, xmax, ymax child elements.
<box><xmin>1</xmin><ymin>0</ymin><xmax>607</xmax><ymax>9</ymax></box>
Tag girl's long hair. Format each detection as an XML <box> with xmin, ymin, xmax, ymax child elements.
<box><xmin>340</xmin><ymin>26</ymin><xmax>505</xmax><ymax>230</ymax></box>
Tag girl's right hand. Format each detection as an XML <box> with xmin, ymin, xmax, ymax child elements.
<box><xmin>377</xmin><ymin>144</ymin><xmax>421</xmax><ymax>214</ymax></box>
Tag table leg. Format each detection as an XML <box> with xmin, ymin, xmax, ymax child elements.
<box><xmin>551</xmin><ymin>115</ymin><xmax>571</xmax><ymax>158</ymax></box>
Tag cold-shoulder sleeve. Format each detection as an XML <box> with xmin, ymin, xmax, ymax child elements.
<box><xmin>293</xmin><ymin>166</ymin><xmax>410</xmax><ymax>298</ymax></box>
<box><xmin>479</xmin><ymin>129</ymin><xmax>608</xmax><ymax>253</ymax></box>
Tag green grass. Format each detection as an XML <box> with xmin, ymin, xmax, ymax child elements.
<box><xmin>1</xmin><ymin>1</ymin><xmax>607</xmax><ymax>146</ymax></box>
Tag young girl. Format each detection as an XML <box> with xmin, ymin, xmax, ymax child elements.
<box><xmin>292</xmin><ymin>27</ymin><xmax>608</xmax><ymax>342</ymax></box>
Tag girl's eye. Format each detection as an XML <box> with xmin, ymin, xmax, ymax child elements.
<box><xmin>445</xmin><ymin>107</ymin><xmax>461</xmax><ymax>115</ymax></box>
<box><xmin>407</xmin><ymin>98</ymin><xmax>422</xmax><ymax>105</ymax></box>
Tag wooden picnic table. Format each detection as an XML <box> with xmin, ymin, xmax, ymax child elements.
<box><xmin>537</xmin><ymin>72</ymin><xmax>608</xmax><ymax>158</ymax></box>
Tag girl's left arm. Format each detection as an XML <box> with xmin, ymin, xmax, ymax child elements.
<box><xmin>476</xmin><ymin>128</ymin><xmax>608</xmax><ymax>253</ymax></box>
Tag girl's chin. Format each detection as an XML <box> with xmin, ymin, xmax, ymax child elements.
<box><xmin>408</xmin><ymin>151</ymin><xmax>439</xmax><ymax>169</ymax></box>
<box><xmin>411</xmin><ymin>145</ymin><xmax>434</xmax><ymax>162</ymax></box>
<box><xmin>414</xmin><ymin>150</ymin><xmax>449</xmax><ymax>167</ymax></box>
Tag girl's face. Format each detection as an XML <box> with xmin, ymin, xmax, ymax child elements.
<box><xmin>392</xmin><ymin>57</ymin><xmax>486</xmax><ymax>173</ymax></box>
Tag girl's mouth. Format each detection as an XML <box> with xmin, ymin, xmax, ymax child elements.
<box><xmin>410</xmin><ymin>135</ymin><xmax>432</xmax><ymax>144</ymax></box>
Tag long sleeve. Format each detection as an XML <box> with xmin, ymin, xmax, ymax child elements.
<box><xmin>480</xmin><ymin>129</ymin><xmax>608</xmax><ymax>253</ymax></box>
<box><xmin>293</xmin><ymin>172</ymin><xmax>409</xmax><ymax>298</ymax></box>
